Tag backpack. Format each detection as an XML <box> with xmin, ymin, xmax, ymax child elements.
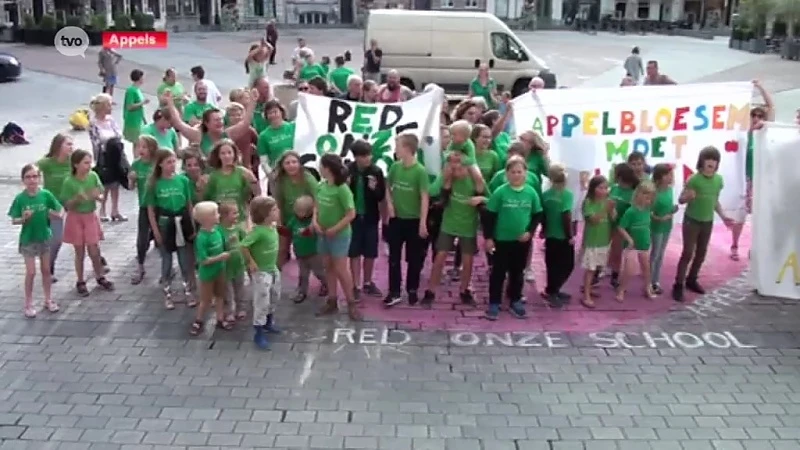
<box><xmin>0</xmin><ymin>122</ymin><xmax>29</xmax><ymax>145</ymax></box>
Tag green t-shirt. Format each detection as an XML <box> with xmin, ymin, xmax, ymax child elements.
<box><xmin>526</xmin><ymin>152</ymin><xmax>549</xmax><ymax>183</ymax></box>
<box><xmin>252</xmin><ymin>102</ymin><xmax>269</xmax><ymax>135</ymax></box>
<box><xmin>446</xmin><ymin>139</ymin><xmax>476</xmax><ymax>166</ymax></box>
<box><xmin>685</xmin><ymin>173</ymin><xmax>723</xmax><ymax>223</ymax></box>
<box><xmin>299</xmin><ymin>63</ymin><xmax>326</xmax><ymax>82</ymax></box>
<box><xmin>469</xmin><ymin>77</ymin><xmax>497</xmax><ymax>109</ymax></box>
<box><xmin>609</xmin><ymin>184</ymin><xmax>634</xmax><ymax>222</ymax></box>
<box><xmin>486</xmin><ymin>183</ymin><xmax>542</xmax><ymax>241</ymax></box>
<box><xmin>122</xmin><ymin>85</ymin><xmax>146</xmax><ymax>129</ymax></box>
<box><xmin>287</xmin><ymin>215</ymin><xmax>317</xmax><ymax>258</ymax></box>
<box><xmin>144</xmin><ymin>175</ymin><xmax>191</xmax><ymax>218</ymax></box>
<box><xmin>221</xmin><ymin>225</ymin><xmax>246</xmax><ymax>279</ymax></box>
<box><xmin>36</xmin><ymin>157</ymin><xmax>71</xmax><ymax>202</ymax></box>
<box><xmin>183</xmin><ymin>101</ymin><xmax>214</xmax><ymax>123</ymax></box>
<box><xmin>61</xmin><ymin>172</ymin><xmax>102</xmax><ymax>213</ymax></box>
<box><xmin>387</xmin><ymin>161</ymin><xmax>429</xmax><ymax>219</ymax></box>
<box><xmin>475</xmin><ymin>149</ymin><xmax>500</xmax><ymax>183</ymax></box>
<box><xmin>130</xmin><ymin>159</ymin><xmax>153</xmax><ymax>206</ymax></box>
<box><xmin>329</xmin><ymin>66</ymin><xmax>355</xmax><ymax>93</ymax></box>
<box><xmin>141</xmin><ymin>123</ymin><xmax>179</xmax><ymax>152</ymax></box>
<box><xmin>651</xmin><ymin>187</ymin><xmax>675</xmax><ymax>235</ymax></box>
<box><xmin>8</xmin><ymin>189</ymin><xmax>61</xmax><ymax>246</ymax></box>
<box><xmin>316</xmin><ymin>181</ymin><xmax>355</xmax><ymax>236</ymax></box>
<box><xmin>199</xmin><ymin>131</ymin><xmax>227</xmax><ymax>156</ymax></box>
<box><xmin>618</xmin><ymin>205</ymin><xmax>652</xmax><ymax>251</ymax></box>
<box><xmin>179</xmin><ymin>174</ymin><xmax>199</xmax><ymax>204</ymax></box>
<box><xmin>195</xmin><ymin>226</ymin><xmax>226</xmax><ymax>281</ymax></box>
<box><xmin>257</xmin><ymin>121</ymin><xmax>296</xmax><ymax>165</ymax></box>
<box><xmin>434</xmin><ymin>175</ymin><xmax>478</xmax><ymax>238</ymax></box>
<box><xmin>488</xmin><ymin>170</ymin><xmax>539</xmax><ymax>194</ymax></box>
<box><xmin>582</xmin><ymin>199</ymin><xmax>611</xmax><ymax>248</ymax></box>
<box><xmin>156</xmin><ymin>82</ymin><xmax>185</xmax><ymax>113</ymax></box>
<box><xmin>204</xmin><ymin>167</ymin><xmax>250</xmax><ymax>218</ymax></box>
<box><xmin>491</xmin><ymin>132</ymin><xmax>511</xmax><ymax>163</ymax></box>
<box><xmin>241</xmin><ymin>224</ymin><xmax>279</xmax><ymax>272</ymax></box>
<box><xmin>277</xmin><ymin>171</ymin><xmax>317</xmax><ymax>224</ymax></box>
<box><xmin>541</xmin><ymin>187</ymin><xmax>574</xmax><ymax>240</ymax></box>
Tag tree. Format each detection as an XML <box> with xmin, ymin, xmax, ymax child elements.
<box><xmin>738</xmin><ymin>0</ymin><xmax>775</xmax><ymax>36</ymax></box>
<box><xmin>774</xmin><ymin>0</ymin><xmax>800</xmax><ymax>36</ymax></box>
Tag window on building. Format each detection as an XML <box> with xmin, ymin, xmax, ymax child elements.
<box><xmin>148</xmin><ymin>0</ymin><xmax>161</xmax><ymax>18</ymax></box>
<box><xmin>165</xmin><ymin>0</ymin><xmax>178</xmax><ymax>15</ymax></box>
<box><xmin>465</xmin><ymin>0</ymin><xmax>478</xmax><ymax>7</ymax></box>
<box><xmin>299</xmin><ymin>12</ymin><xmax>328</xmax><ymax>23</ymax></box>
<box><xmin>440</xmin><ymin>0</ymin><xmax>454</xmax><ymax>8</ymax></box>
<box><xmin>637</xmin><ymin>0</ymin><xmax>649</xmax><ymax>18</ymax></box>
<box><xmin>254</xmin><ymin>0</ymin><xmax>264</xmax><ymax>16</ymax></box>
<box><xmin>490</xmin><ymin>32</ymin><xmax>527</xmax><ymax>61</ymax></box>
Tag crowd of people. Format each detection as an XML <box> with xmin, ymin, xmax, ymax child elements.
<box><xmin>8</xmin><ymin>37</ymin><xmax>782</xmax><ymax>349</ymax></box>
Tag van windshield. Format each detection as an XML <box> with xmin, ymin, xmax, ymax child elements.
<box><xmin>490</xmin><ymin>32</ymin><xmax>527</xmax><ymax>61</ymax></box>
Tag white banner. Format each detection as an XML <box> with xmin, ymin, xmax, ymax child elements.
<box><xmin>512</xmin><ymin>82</ymin><xmax>752</xmax><ymax>222</ymax></box>
<box><xmin>293</xmin><ymin>89</ymin><xmax>444</xmax><ymax>174</ymax></box>
<box><xmin>750</xmin><ymin>123</ymin><xmax>800</xmax><ymax>299</ymax></box>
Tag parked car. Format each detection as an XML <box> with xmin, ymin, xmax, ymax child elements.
<box><xmin>0</xmin><ymin>52</ymin><xmax>21</xmax><ymax>81</ymax></box>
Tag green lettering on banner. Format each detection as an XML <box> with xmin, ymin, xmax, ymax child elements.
<box><xmin>605</xmin><ymin>139</ymin><xmax>629</xmax><ymax>162</ymax></box>
<box><xmin>651</xmin><ymin>136</ymin><xmax>666</xmax><ymax>158</ymax></box>
<box><xmin>371</xmin><ymin>129</ymin><xmax>393</xmax><ymax>161</ymax></box>
<box><xmin>532</xmin><ymin>117</ymin><xmax>544</xmax><ymax>136</ymax></box>
<box><xmin>316</xmin><ymin>134</ymin><xmax>338</xmax><ymax>156</ymax></box>
<box><xmin>352</xmin><ymin>104</ymin><xmax>378</xmax><ymax>135</ymax></box>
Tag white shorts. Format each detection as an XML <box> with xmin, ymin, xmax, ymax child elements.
<box><xmin>582</xmin><ymin>246</ymin><xmax>609</xmax><ymax>270</ymax></box>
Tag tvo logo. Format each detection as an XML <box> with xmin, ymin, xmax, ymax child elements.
<box><xmin>54</xmin><ymin>26</ymin><xmax>89</xmax><ymax>57</ymax></box>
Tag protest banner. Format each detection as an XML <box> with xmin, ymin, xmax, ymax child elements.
<box><xmin>750</xmin><ymin>123</ymin><xmax>800</xmax><ymax>300</ymax></box>
<box><xmin>293</xmin><ymin>88</ymin><xmax>444</xmax><ymax>174</ymax></box>
<box><xmin>512</xmin><ymin>82</ymin><xmax>752</xmax><ymax>222</ymax></box>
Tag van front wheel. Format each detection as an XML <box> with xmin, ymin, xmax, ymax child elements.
<box><xmin>512</xmin><ymin>79</ymin><xmax>530</xmax><ymax>97</ymax></box>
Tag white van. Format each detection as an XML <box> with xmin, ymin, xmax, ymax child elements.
<box><xmin>365</xmin><ymin>9</ymin><xmax>556</xmax><ymax>98</ymax></box>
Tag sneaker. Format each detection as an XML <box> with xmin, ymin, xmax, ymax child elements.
<box><xmin>524</xmin><ymin>269</ymin><xmax>536</xmax><ymax>282</ymax></box>
<box><xmin>407</xmin><ymin>290</ymin><xmax>419</xmax><ymax>306</ymax></box>
<box><xmin>383</xmin><ymin>293</ymin><xmax>403</xmax><ymax>308</ymax></box>
<box><xmin>509</xmin><ymin>301</ymin><xmax>527</xmax><ymax>318</ymax></box>
<box><xmin>652</xmin><ymin>283</ymin><xmax>663</xmax><ymax>295</ymax></box>
<box><xmin>485</xmin><ymin>304</ymin><xmax>500</xmax><ymax>320</ymax></box>
<box><xmin>672</xmin><ymin>283</ymin><xmax>684</xmax><ymax>302</ymax></box>
<box><xmin>264</xmin><ymin>313</ymin><xmax>281</xmax><ymax>334</ymax></box>
<box><xmin>460</xmin><ymin>290</ymin><xmax>477</xmax><ymax>307</ymax></box>
<box><xmin>363</xmin><ymin>282</ymin><xmax>383</xmax><ymax>297</ymax></box>
<box><xmin>291</xmin><ymin>291</ymin><xmax>308</xmax><ymax>303</ymax></box>
<box><xmin>685</xmin><ymin>278</ymin><xmax>706</xmax><ymax>295</ymax></box>
<box><xmin>557</xmin><ymin>292</ymin><xmax>572</xmax><ymax>302</ymax></box>
<box><xmin>253</xmin><ymin>326</ymin><xmax>269</xmax><ymax>350</ymax></box>
<box><xmin>421</xmin><ymin>290</ymin><xmax>435</xmax><ymax>308</ymax></box>
<box><xmin>546</xmin><ymin>294</ymin><xmax>564</xmax><ymax>308</ymax></box>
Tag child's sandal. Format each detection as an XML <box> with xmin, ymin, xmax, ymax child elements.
<box><xmin>44</xmin><ymin>301</ymin><xmax>59</xmax><ymax>313</ymax></box>
<box><xmin>164</xmin><ymin>299</ymin><xmax>175</xmax><ymax>310</ymax></box>
<box><xmin>730</xmin><ymin>246</ymin><xmax>740</xmax><ymax>261</ymax></box>
<box><xmin>189</xmin><ymin>320</ymin><xmax>203</xmax><ymax>336</ymax></box>
<box><xmin>186</xmin><ymin>298</ymin><xmax>198</xmax><ymax>308</ymax></box>
<box><xmin>236</xmin><ymin>311</ymin><xmax>247</xmax><ymax>321</ymax></box>
<box><xmin>23</xmin><ymin>306</ymin><xmax>37</xmax><ymax>318</ymax></box>
<box><xmin>615</xmin><ymin>290</ymin><xmax>625</xmax><ymax>303</ymax></box>
<box><xmin>581</xmin><ymin>298</ymin><xmax>596</xmax><ymax>309</ymax></box>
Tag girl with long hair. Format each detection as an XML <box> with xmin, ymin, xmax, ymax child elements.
<box><xmin>128</xmin><ymin>135</ymin><xmax>159</xmax><ymax>284</ymax></box>
<box><xmin>61</xmin><ymin>150</ymin><xmax>114</xmax><ymax>296</ymax></box>
<box><xmin>272</xmin><ymin>151</ymin><xmax>318</xmax><ymax>268</ymax></box>
<box><xmin>36</xmin><ymin>133</ymin><xmax>74</xmax><ymax>283</ymax></box>
<box><xmin>204</xmin><ymin>139</ymin><xmax>259</xmax><ymax>221</ymax></box>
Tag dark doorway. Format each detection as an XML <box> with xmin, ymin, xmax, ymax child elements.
<box><xmin>414</xmin><ymin>0</ymin><xmax>431</xmax><ymax>9</ymax></box>
<box><xmin>254</xmin><ymin>0</ymin><xmax>264</xmax><ymax>16</ymax></box>
<box><xmin>32</xmin><ymin>0</ymin><xmax>43</xmax><ymax>21</ymax></box>
<box><xmin>198</xmin><ymin>0</ymin><xmax>210</xmax><ymax>24</ymax></box>
<box><xmin>339</xmin><ymin>0</ymin><xmax>353</xmax><ymax>23</ymax></box>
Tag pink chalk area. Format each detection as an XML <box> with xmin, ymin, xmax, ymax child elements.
<box><xmin>280</xmin><ymin>223</ymin><xmax>750</xmax><ymax>333</ymax></box>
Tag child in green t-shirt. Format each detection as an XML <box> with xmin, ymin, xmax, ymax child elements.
<box><xmin>286</xmin><ymin>195</ymin><xmax>327</xmax><ymax>303</ymax></box>
<box><xmin>649</xmin><ymin>164</ymin><xmax>678</xmax><ymax>296</ymax></box>
<box><xmin>616</xmin><ymin>181</ymin><xmax>656</xmax><ymax>302</ymax></box>
<box><xmin>540</xmin><ymin>164</ymin><xmax>575</xmax><ymax>308</ymax></box>
<box><xmin>219</xmin><ymin>203</ymin><xmax>247</xmax><ymax>322</ymax></box>
<box><xmin>9</xmin><ymin>164</ymin><xmax>63</xmax><ymax>318</ymax></box>
<box><xmin>241</xmin><ymin>196</ymin><xmax>281</xmax><ymax>350</ymax></box>
<box><xmin>128</xmin><ymin>135</ymin><xmax>158</xmax><ymax>285</ymax></box>
<box><xmin>191</xmin><ymin>201</ymin><xmax>232</xmax><ymax>336</ymax></box>
<box><xmin>441</xmin><ymin>121</ymin><xmax>485</xmax><ymax>203</ymax></box>
<box><xmin>607</xmin><ymin>162</ymin><xmax>640</xmax><ymax>289</ymax></box>
<box><xmin>580</xmin><ymin>175</ymin><xmax>615</xmax><ymax>308</ymax></box>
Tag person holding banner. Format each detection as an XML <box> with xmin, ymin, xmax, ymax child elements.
<box><xmin>673</xmin><ymin>147</ymin><xmax>734</xmax><ymax>302</ymax></box>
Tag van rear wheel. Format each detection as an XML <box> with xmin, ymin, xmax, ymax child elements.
<box><xmin>512</xmin><ymin>79</ymin><xmax>530</xmax><ymax>97</ymax></box>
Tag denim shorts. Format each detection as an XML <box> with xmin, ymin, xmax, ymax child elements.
<box><xmin>104</xmin><ymin>74</ymin><xmax>117</xmax><ymax>86</ymax></box>
<box><xmin>317</xmin><ymin>232</ymin><xmax>352</xmax><ymax>258</ymax></box>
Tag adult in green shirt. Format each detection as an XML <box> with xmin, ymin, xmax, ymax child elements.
<box><xmin>182</xmin><ymin>82</ymin><xmax>215</xmax><ymax>126</ymax></box>
<box><xmin>141</xmin><ymin>109</ymin><xmax>179</xmax><ymax>153</ymax></box>
<box><xmin>540</xmin><ymin>167</ymin><xmax>574</xmax><ymax>305</ymax></box>
<box><xmin>256</xmin><ymin>100</ymin><xmax>295</xmax><ymax>169</ymax></box>
<box><xmin>674</xmin><ymin>148</ymin><xmax>733</xmax><ymax>302</ymax></box>
<box><xmin>38</xmin><ymin>133</ymin><xmax>74</xmax><ymax>281</ymax></box>
<box><xmin>467</xmin><ymin>64</ymin><xmax>499</xmax><ymax>109</ymax></box>
<box><xmin>156</xmin><ymin>68</ymin><xmax>187</xmax><ymax>115</ymax></box>
<box><xmin>328</xmin><ymin>55</ymin><xmax>355</xmax><ymax>95</ymax></box>
<box><xmin>295</xmin><ymin>49</ymin><xmax>326</xmax><ymax>82</ymax></box>
<box><xmin>122</xmin><ymin>69</ymin><xmax>148</xmax><ymax>144</ymax></box>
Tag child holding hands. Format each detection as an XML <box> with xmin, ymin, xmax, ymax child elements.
<box><xmin>580</xmin><ymin>175</ymin><xmax>615</xmax><ymax>308</ymax></box>
<box><xmin>649</xmin><ymin>163</ymin><xmax>678</xmax><ymax>295</ymax></box>
<box><xmin>286</xmin><ymin>195</ymin><xmax>327</xmax><ymax>303</ymax></box>
<box><xmin>615</xmin><ymin>181</ymin><xmax>656</xmax><ymax>302</ymax></box>
<box><xmin>190</xmin><ymin>201</ymin><xmax>232</xmax><ymax>335</ymax></box>
<box><xmin>10</xmin><ymin>164</ymin><xmax>63</xmax><ymax>317</ymax></box>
